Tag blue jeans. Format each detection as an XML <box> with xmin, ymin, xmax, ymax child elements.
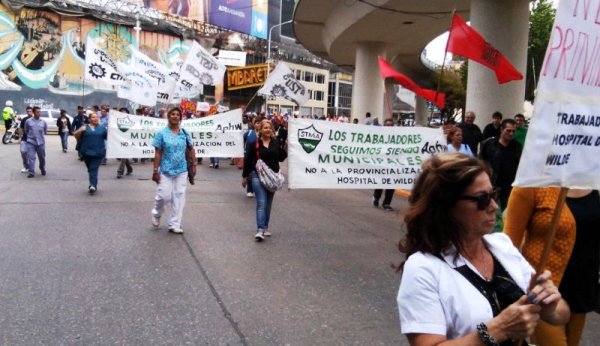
<box><xmin>210</xmin><ymin>157</ymin><xmax>220</xmax><ymax>166</ymax></box>
<box><xmin>60</xmin><ymin>131</ymin><xmax>69</xmax><ymax>150</ymax></box>
<box><xmin>26</xmin><ymin>142</ymin><xmax>45</xmax><ymax>175</ymax></box>
<box><xmin>83</xmin><ymin>156</ymin><xmax>103</xmax><ymax>188</ymax></box>
<box><xmin>251</xmin><ymin>171</ymin><xmax>275</xmax><ymax>231</ymax></box>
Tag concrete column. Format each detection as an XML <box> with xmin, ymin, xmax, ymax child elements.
<box><xmin>352</xmin><ymin>42</ymin><xmax>386</xmax><ymax>123</ymax></box>
<box><xmin>415</xmin><ymin>96</ymin><xmax>429</xmax><ymax>126</ymax></box>
<box><xmin>466</xmin><ymin>0</ymin><xmax>529</xmax><ymax>129</ymax></box>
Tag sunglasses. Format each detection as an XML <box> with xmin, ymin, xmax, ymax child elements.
<box><xmin>458</xmin><ymin>188</ymin><xmax>499</xmax><ymax>210</ymax></box>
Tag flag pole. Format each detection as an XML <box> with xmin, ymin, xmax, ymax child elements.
<box><xmin>516</xmin><ymin>187</ymin><xmax>569</xmax><ymax>346</ymax></box>
<box><xmin>432</xmin><ymin>9</ymin><xmax>456</xmax><ymax>124</ymax></box>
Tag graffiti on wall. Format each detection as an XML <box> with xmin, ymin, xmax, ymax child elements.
<box><xmin>0</xmin><ymin>4</ymin><xmax>211</xmax><ymax>112</ymax></box>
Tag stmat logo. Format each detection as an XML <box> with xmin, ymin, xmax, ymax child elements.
<box><xmin>117</xmin><ymin>116</ymin><xmax>136</xmax><ymax>133</ymax></box>
<box><xmin>298</xmin><ymin>124</ymin><xmax>323</xmax><ymax>154</ymax></box>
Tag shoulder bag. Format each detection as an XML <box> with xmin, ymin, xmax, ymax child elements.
<box><xmin>181</xmin><ymin>129</ymin><xmax>196</xmax><ymax>185</ymax></box>
<box><xmin>255</xmin><ymin>140</ymin><xmax>285</xmax><ymax>192</ymax></box>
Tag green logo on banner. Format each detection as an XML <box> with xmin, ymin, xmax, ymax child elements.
<box><xmin>117</xmin><ymin>116</ymin><xmax>136</xmax><ymax>133</ymax></box>
<box><xmin>298</xmin><ymin>124</ymin><xmax>323</xmax><ymax>154</ymax></box>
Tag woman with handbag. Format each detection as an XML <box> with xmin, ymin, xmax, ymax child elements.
<box><xmin>150</xmin><ymin>107</ymin><xmax>196</xmax><ymax>234</ymax></box>
<box><xmin>242</xmin><ymin>119</ymin><xmax>287</xmax><ymax>242</ymax></box>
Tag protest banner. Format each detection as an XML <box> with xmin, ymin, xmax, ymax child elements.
<box><xmin>258</xmin><ymin>62</ymin><xmax>309</xmax><ymax>105</ymax></box>
<box><xmin>107</xmin><ymin>109</ymin><xmax>244</xmax><ymax>159</ymax></box>
<box><xmin>130</xmin><ymin>48</ymin><xmax>177</xmax><ymax>104</ymax></box>
<box><xmin>288</xmin><ymin>119</ymin><xmax>446</xmax><ymax>189</ymax></box>
<box><xmin>84</xmin><ymin>37</ymin><xmax>124</xmax><ymax>86</ymax></box>
<box><xmin>513</xmin><ymin>0</ymin><xmax>600</xmax><ymax>189</ymax></box>
<box><xmin>117</xmin><ymin>62</ymin><xmax>159</xmax><ymax>107</ymax></box>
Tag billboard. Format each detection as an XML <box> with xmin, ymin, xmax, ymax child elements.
<box><xmin>208</xmin><ymin>0</ymin><xmax>268</xmax><ymax>39</ymax></box>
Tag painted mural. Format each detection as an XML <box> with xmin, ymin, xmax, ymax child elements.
<box><xmin>0</xmin><ymin>4</ymin><xmax>206</xmax><ymax>113</ymax></box>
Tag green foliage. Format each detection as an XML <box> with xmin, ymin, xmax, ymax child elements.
<box><xmin>527</xmin><ymin>0</ymin><xmax>556</xmax><ymax>102</ymax></box>
<box><xmin>431</xmin><ymin>66</ymin><xmax>466</xmax><ymax>113</ymax></box>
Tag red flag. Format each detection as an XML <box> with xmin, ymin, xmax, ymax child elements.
<box><xmin>377</xmin><ymin>57</ymin><xmax>445</xmax><ymax>109</ymax></box>
<box><xmin>447</xmin><ymin>14</ymin><xmax>523</xmax><ymax>84</ymax></box>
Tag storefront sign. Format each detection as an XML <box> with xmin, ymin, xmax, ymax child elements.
<box><xmin>226</xmin><ymin>64</ymin><xmax>268</xmax><ymax>91</ymax></box>
<box><xmin>217</xmin><ymin>50</ymin><xmax>247</xmax><ymax>67</ymax></box>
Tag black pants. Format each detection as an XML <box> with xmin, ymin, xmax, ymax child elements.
<box><xmin>373</xmin><ymin>189</ymin><xmax>394</xmax><ymax>206</ymax></box>
<box><xmin>4</xmin><ymin>119</ymin><xmax>12</xmax><ymax>130</ymax></box>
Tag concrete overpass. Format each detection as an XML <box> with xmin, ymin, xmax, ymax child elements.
<box><xmin>293</xmin><ymin>0</ymin><xmax>530</xmax><ymax>128</ymax></box>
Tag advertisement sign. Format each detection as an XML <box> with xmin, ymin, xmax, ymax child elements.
<box><xmin>227</xmin><ymin>64</ymin><xmax>268</xmax><ymax>91</ymax></box>
<box><xmin>513</xmin><ymin>0</ymin><xmax>600</xmax><ymax>189</ymax></box>
<box><xmin>217</xmin><ymin>50</ymin><xmax>247</xmax><ymax>67</ymax></box>
<box><xmin>107</xmin><ymin>109</ymin><xmax>244</xmax><ymax>158</ymax></box>
<box><xmin>208</xmin><ymin>0</ymin><xmax>268</xmax><ymax>39</ymax></box>
<box><xmin>287</xmin><ymin>119</ymin><xmax>446</xmax><ymax>189</ymax></box>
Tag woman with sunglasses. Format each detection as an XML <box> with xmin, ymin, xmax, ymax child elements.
<box><xmin>397</xmin><ymin>153</ymin><xmax>569</xmax><ymax>345</ymax></box>
<box><xmin>504</xmin><ymin>187</ymin><xmax>600</xmax><ymax>346</ymax></box>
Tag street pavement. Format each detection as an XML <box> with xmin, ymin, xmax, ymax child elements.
<box><xmin>0</xmin><ymin>135</ymin><xmax>598</xmax><ymax>345</ymax></box>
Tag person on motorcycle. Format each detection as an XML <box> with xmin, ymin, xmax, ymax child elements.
<box><xmin>3</xmin><ymin>100</ymin><xmax>15</xmax><ymax>131</ymax></box>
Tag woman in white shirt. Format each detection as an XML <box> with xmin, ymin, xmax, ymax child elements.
<box><xmin>397</xmin><ymin>153</ymin><xmax>570</xmax><ymax>345</ymax></box>
<box><xmin>446</xmin><ymin>127</ymin><xmax>474</xmax><ymax>156</ymax></box>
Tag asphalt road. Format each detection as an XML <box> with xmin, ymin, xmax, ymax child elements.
<box><xmin>0</xmin><ymin>136</ymin><xmax>598</xmax><ymax>345</ymax></box>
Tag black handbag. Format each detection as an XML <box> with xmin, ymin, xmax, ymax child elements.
<box><xmin>181</xmin><ymin>129</ymin><xmax>196</xmax><ymax>185</ymax></box>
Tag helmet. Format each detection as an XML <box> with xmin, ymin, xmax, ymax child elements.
<box><xmin>5</xmin><ymin>100</ymin><xmax>13</xmax><ymax>107</ymax></box>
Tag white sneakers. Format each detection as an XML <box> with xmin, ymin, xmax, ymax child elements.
<box><xmin>169</xmin><ymin>228</ymin><xmax>184</xmax><ymax>234</ymax></box>
<box><xmin>151</xmin><ymin>216</ymin><xmax>160</xmax><ymax>227</ymax></box>
<box><xmin>246</xmin><ymin>192</ymin><xmax>254</xmax><ymax>198</ymax></box>
<box><xmin>263</xmin><ymin>230</ymin><xmax>272</xmax><ymax>237</ymax></box>
<box><xmin>20</xmin><ymin>168</ymin><xmax>28</xmax><ymax>173</ymax></box>
<box><xmin>254</xmin><ymin>231</ymin><xmax>264</xmax><ymax>242</ymax></box>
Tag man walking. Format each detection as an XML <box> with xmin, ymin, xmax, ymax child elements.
<box><xmin>372</xmin><ymin>118</ymin><xmax>396</xmax><ymax>211</ymax></box>
<box><xmin>18</xmin><ymin>106</ymin><xmax>33</xmax><ymax>173</ymax></box>
<box><xmin>479</xmin><ymin>118</ymin><xmax>522</xmax><ymax>209</ymax></box>
<box><xmin>24</xmin><ymin>106</ymin><xmax>48</xmax><ymax>178</ymax></box>
<box><xmin>457</xmin><ymin>111</ymin><xmax>483</xmax><ymax>155</ymax></box>
<box><xmin>482</xmin><ymin>111</ymin><xmax>502</xmax><ymax>140</ymax></box>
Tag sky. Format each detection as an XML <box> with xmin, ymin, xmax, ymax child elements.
<box><xmin>424</xmin><ymin>0</ymin><xmax>559</xmax><ymax>65</ymax></box>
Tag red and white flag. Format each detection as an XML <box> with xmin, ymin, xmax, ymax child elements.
<box><xmin>378</xmin><ymin>57</ymin><xmax>445</xmax><ymax>109</ymax></box>
<box><xmin>447</xmin><ymin>14</ymin><xmax>523</xmax><ymax>84</ymax></box>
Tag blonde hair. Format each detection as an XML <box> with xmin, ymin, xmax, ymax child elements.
<box><xmin>258</xmin><ymin>119</ymin><xmax>276</xmax><ymax>139</ymax></box>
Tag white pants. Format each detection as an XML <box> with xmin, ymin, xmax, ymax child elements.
<box><xmin>152</xmin><ymin>172</ymin><xmax>188</xmax><ymax>229</ymax></box>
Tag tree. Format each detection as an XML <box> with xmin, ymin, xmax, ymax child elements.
<box><xmin>431</xmin><ymin>66</ymin><xmax>466</xmax><ymax>119</ymax></box>
<box><xmin>526</xmin><ymin>0</ymin><xmax>556</xmax><ymax>102</ymax></box>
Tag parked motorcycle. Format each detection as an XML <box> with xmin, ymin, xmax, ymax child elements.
<box><xmin>2</xmin><ymin>118</ymin><xmax>21</xmax><ymax>144</ymax></box>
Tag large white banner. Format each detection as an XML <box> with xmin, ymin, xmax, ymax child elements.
<box><xmin>514</xmin><ymin>0</ymin><xmax>600</xmax><ymax>189</ymax></box>
<box><xmin>130</xmin><ymin>48</ymin><xmax>176</xmax><ymax>104</ymax></box>
<box><xmin>107</xmin><ymin>109</ymin><xmax>244</xmax><ymax>158</ymax></box>
<box><xmin>117</xmin><ymin>62</ymin><xmax>159</xmax><ymax>107</ymax></box>
<box><xmin>258</xmin><ymin>62</ymin><xmax>309</xmax><ymax>106</ymax></box>
<box><xmin>288</xmin><ymin>119</ymin><xmax>446</xmax><ymax>189</ymax></box>
<box><xmin>84</xmin><ymin>37</ymin><xmax>124</xmax><ymax>86</ymax></box>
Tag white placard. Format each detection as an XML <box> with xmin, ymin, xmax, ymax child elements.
<box><xmin>288</xmin><ymin>119</ymin><xmax>446</xmax><ymax>189</ymax></box>
<box><xmin>217</xmin><ymin>50</ymin><xmax>247</xmax><ymax>67</ymax></box>
<box><xmin>107</xmin><ymin>109</ymin><xmax>244</xmax><ymax>158</ymax></box>
<box><xmin>514</xmin><ymin>0</ymin><xmax>600</xmax><ymax>189</ymax></box>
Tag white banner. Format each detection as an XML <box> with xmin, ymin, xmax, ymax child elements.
<box><xmin>167</xmin><ymin>57</ymin><xmax>202</xmax><ymax>103</ymax></box>
<box><xmin>178</xmin><ymin>41</ymin><xmax>226</xmax><ymax>88</ymax></box>
<box><xmin>106</xmin><ymin>109</ymin><xmax>244</xmax><ymax>158</ymax></box>
<box><xmin>258</xmin><ymin>62</ymin><xmax>309</xmax><ymax>106</ymax></box>
<box><xmin>84</xmin><ymin>37</ymin><xmax>124</xmax><ymax>85</ymax></box>
<box><xmin>514</xmin><ymin>0</ymin><xmax>600</xmax><ymax>189</ymax></box>
<box><xmin>288</xmin><ymin>119</ymin><xmax>446</xmax><ymax>189</ymax></box>
<box><xmin>117</xmin><ymin>62</ymin><xmax>159</xmax><ymax>107</ymax></box>
<box><xmin>130</xmin><ymin>48</ymin><xmax>176</xmax><ymax>104</ymax></box>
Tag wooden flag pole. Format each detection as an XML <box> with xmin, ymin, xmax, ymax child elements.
<box><xmin>517</xmin><ymin>187</ymin><xmax>569</xmax><ymax>346</ymax></box>
<box><xmin>536</xmin><ymin>187</ymin><xmax>569</xmax><ymax>273</ymax></box>
<box><xmin>384</xmin><ymin>90</ymin><xmax>393</xmax><ymax>119</ymax></box>
<box><xmin>431</xmin><ymin>9</ymin><xmax>456</xmax><ymax>123</ymax></box>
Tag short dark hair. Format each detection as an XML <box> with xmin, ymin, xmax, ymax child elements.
<box><xmin>366</xmin><ymin>112</ymin><xmax>371</xmax><ymax>118</ymax></box>
<box><xmin>492</xmin><ymin>111</ymin><xmax>503</xmax><ymax>120</ymax></box>
<box><xmin>119</xmin><ymin>107</ymin><xmax>130</xmax><ymax>114</ymax></box>
<box><xmin>26</xmin><ymin>106</ymin><xmax>33</xmax><ymax>111</ymax></box>
<box><xmin>501</xmin><ymin>118</ymin><xmax>516</xmax><ymax>129</ymax></box>
<box><xmin>60</xmin><ymin>109</ymin><xmax>67</xmax><ymax>116</ymax></box>
<box><xmin>514</xmin><ymin>113</ymin><xmax>525</xmax><ymax>120</ymax></box>
<box><xmin>168</xmin><ymin>107</ymin><xmax>183</xmax><ymax>120</ymax></box>
<box><xmin>32</xmin><ymin>106</ymin><xmax>40</xmax><ymax>112</ymax></box>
